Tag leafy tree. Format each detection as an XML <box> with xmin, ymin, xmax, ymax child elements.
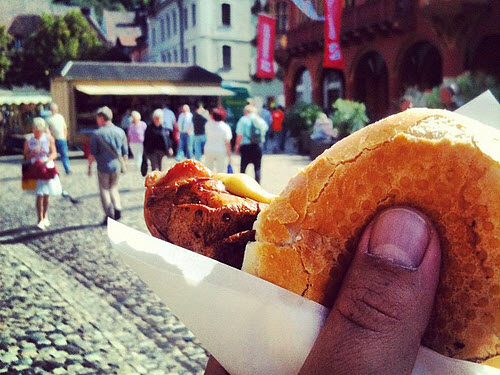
<box><xmin>6</xmin><ymin>11</ymin><xmax>106</xmax><ymax>88</ymax></box>
<box><xmin>0</xmin><ymin>26</ymin><xmax>11</xmax><ymax>82</ymax></box>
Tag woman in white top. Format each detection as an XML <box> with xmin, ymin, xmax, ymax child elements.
<box><xmin>23</xmin><ymin>117</ymin><xmax>62</xmax><ymax>230</ymax></box>
<box><xmin>204</xmin><ymin>108</ymin><xmax>232</xmax><ymax>173</ymax></box>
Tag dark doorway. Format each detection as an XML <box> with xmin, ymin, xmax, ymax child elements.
<box><xmin>467</xmin><ymin>35</ymin><xmax>500</xmax><ymax>79</ymax></box>
<box><xmin>323</xmin><ymin>69</ymin><xmax>344</xmax><ymax>113</ymax></box>
<box><xmin>399</xmin><ymin>41</ymin><xmax>442</xmax><ymax>93</ymax></box>
<box><xmin>353</xmin><ymin>51</ymin><xmax>389</xmax><ymax>121</ymax></box>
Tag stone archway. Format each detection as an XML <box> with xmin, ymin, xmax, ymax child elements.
<box><xmin>467</xmin><ymin>34</ymin><xmax>500</xmax><ymax>79</ymax></box>
<box><xmin>353</xmin><ymin>51</ymin><xmax>389</xmax><ymax>121</ymax></box>
<box><xmin>322</xmin><ymin>69</ymin><xmax>344</xmax><ymax>113</ymax></box>
<box><xmin>294</xmin><ymin>68</ymin><xmax>313</xmax><ymax>104</ymax></box>
<box><xmin>398</xmin><ymin>41</ymin><xmax>442</xmax><ymax>93</ymax></box>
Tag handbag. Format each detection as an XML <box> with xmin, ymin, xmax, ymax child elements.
<box><xmin>141</xmin><ymin>155</ymin><xmax>148</xmax><ymax>177</ymax></box>
<box><xmin>97</xmin><ymin>135</ymin><xmax>127</xmax><ymax>173</ymax></box>
<box><xmin>22</xmin><ymin>161</ymin><xmax>36</xmax><ymax>190</ymax></box>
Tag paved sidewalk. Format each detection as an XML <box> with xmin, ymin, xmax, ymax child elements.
<box><xmin>0</xmin><ymin>153</ymin><xmax>310</xmax><ymax>374</ymax></box>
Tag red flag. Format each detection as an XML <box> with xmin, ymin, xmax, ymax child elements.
<box><xmin>256</xmin><ymin>14</ymin><xmax>276</xmax><ymax>78</ymax></box>
<box><xmin>323</xmin><ymin>0</ymin><xmax>343</xmax><ymax>69</ymax></box>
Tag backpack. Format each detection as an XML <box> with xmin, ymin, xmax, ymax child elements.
<box><xmin>249</xmin><ymin>117</ymin><xmax>265</xmax><ymax>145</ymax></box>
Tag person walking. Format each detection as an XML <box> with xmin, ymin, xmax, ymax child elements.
<box><xmin>260</xmin><ymin>105</ymin><xmax>272</xmax><ymax>152</ymax></box>
<box><xmin>88</xmin><ymin>106</ymin><xmax>128</xmax><ymax>225</ymax></box>
<box><xmin>24</xmin><ymin>117</ymin><xmax>62</xmax><ymax>230</ymax></box>
<box><xmin>176</xmin><ymin>104</ymin><xmax>194</xmax><ymax>160</ymax></box>
<box><xmin>143</xmin><ymin>109</ymin><xmax>173</xmax><ymax>171</ymax></box>
<box><xmin>192</xmin><ymin>104</ymin><xmax>209</xmax><ymax>161</ymax></box>
<box><xmin>234</xmin><ymin>105</ymin><xmax>268</xmax><ymax>183</ymax></box>
<box><xmin>204</xmin><ymin>108</ymin><xmax>232</xmax><ymax>173</ymax></box>
<box><xmin>46</xmin><ymin>103</ymin><xmax>71</xmax><ymax>174</ymax></box>
<box><xmin>127</xmin><ymin>110</ymin><xmax>147</xmax><ymax>168</ymax></box>
<box><xmin>271</xmin><ymin>106</ymin><xmax>285</xmax><ymax>153</ymax></box>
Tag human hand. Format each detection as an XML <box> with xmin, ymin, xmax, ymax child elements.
<box><xmin>204</xmin><ymin>207</ymin><xmax>441</xmax><ymax>375</ymax></box>
<box><xmin>298</xmin><ymin>207</ymin><xmax>441</xmax><ymax>375</ymax></box>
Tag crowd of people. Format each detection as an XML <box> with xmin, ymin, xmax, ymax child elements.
<box><xmin>23</xmin><ymin>101</ymin><xmax>288</xmax><ymax>228</ymax></box>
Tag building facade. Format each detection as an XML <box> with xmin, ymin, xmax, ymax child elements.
<box><xmin>269</xmin><ymin>0</ymin><xmax>500</xmax><ymax>120</ymax></box>
<box><xmin>147</xmin><ymin>0</ymin><xmax>255</xmax><ymax>85</ymax></box>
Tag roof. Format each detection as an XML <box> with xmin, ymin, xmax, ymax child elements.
<box><xmin>57</xmin><ymin>61</ymin><xmax>223</xmax><ymax>84</ymax></box>
<box><xmin>7</xmin><ymin>14</ymin><xmax>40</xmax><ymax>38</ymax></box>
<box><xmin>102</xmin><ymin>10</ymin><xmax>142</xmax><ymax>46</ymax></box>
<box><xmin>118</xmin><ymin>34</ymin><xmax>140</xmax><ymax>47</ymax></box>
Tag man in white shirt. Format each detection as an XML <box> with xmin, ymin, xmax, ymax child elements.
<box><xmin>176</xmin><ymin>104</ymin><xmax>194</xmax><ymax>160</ymax></box>
<box><xmin>204</xmin><ymin>108</ymin><xmax>232</xmax><ymax>173</ymax></box>
<box><xmin>46</xmin><ymin>103</ymin><xmax>71</xmax><ymax>174</ymax></box>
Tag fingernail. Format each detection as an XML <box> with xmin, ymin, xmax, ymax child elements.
<box><xmin>368</xmin><ymin>207</ymin><xmax>431</xmax><ymax>268</ymax></box>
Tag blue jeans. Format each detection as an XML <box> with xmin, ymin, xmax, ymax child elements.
<box><xmin>176</xmin><ymin>133</ymin><xmax>193</xmax><ymax>160</ymax></box>
<box><xmin>55</xmin><ymin>139</ymin><xmax>71</xmax><ymax>173</ymax></box>
<box><xmin>193</xmin><ymin>134</ymin><xmax>206</xmax><ymax>161</ymax></box>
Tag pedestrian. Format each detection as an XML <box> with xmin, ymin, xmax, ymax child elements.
<box><xmin>88</xmin><ymin>106</ymin><xmax>129</xmax><ymax>225</ymax></box>
<box><xmin>204</xmin><ymin>107</ymin><xmax>232</xmax><ymax>173</ymax></box>
<box><xmin>193</xmin><ymin>104</ymin><xmax>209</xmax><ymax>161</ymax></box>
<box><xmin>143</xmin><ymin>109</ymin><xmax>173</xmax><ymax>171</ymax></box>
<box><xmin>162</xmin><ymin>101</ymin><xmax>178</xmax><ymax>153</ymax></box>
<box><xmin>439</xmin><ymin>84</ymin><xmax>459</xmax><ymax>111</ymax></box>
<box><xmin>127</xmin><ymin>111</ymin><xmax>147</xmax><ymax>169</ymax></box>
<box><xmin>23</xmin><ymin>117</ymin><xmax>62</xmax><ymax>230</ymax></box>
<box><xmin>271</xmin><ymin>106</ymin><xmax>285</xmax><ymax>153</ymax></box>
<box><xmin>260</xmin><ymin>105</ymin><xmax>272</xmax><ymax>152</ymax></box>
<box><xmin>46</xmin><ymin>103</ymin><xmax>71</xmax><ymax>174</ymax></box>
<box><xmin>120</xmin><ymin>109</ymin><xmax>133</xmax><ymax>133</ymax></box>
<box><xmin>176</xmin><ymin>104</ymin><xmax>194</xmax><ymax>160</ymax></box>
<box><xmin>234</xmin><ymin>105</ymin><xmax>268</xmax><ymax>183</ymax></box>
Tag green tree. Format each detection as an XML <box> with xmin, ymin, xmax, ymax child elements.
<box><xmin>7</xmin><ymin>11</ymin><xmax>106</xmax><ymax>88</ymax></box>
<box><xmin>0</xmin><ymin>26</ymin><xmax>11</xmax><ymax>82</ymax></box>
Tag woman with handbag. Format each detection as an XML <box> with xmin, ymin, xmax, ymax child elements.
<box><xmin>23</xmin><ymin>117</ymin><xmax>62</xmax><ymax>230</ymax></box>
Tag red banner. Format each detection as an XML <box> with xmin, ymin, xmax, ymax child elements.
<box><xmin>323</xmin><ymin>0</ymin><xmax>343</xmax><ymax>69</ymax></box>
<box><xmin>256</xmin><ymin>14</ymin><xmax>276</xmax><ymax>78</ymax></box>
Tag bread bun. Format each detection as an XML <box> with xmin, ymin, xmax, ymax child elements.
<box><xmin>242</xmin><ymin>108</ymin><xmax>500</xmax><ymax>361</ymax></box>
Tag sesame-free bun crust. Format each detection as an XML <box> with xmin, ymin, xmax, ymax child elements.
<box><xmin>242</xmin><ymin>108</ymin><xmax>500</xmax><ymax>361</ymax></box>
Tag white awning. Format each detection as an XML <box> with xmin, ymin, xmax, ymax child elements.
<box><xmin>0</xmin><ymin>87</ymin><xmax>52</xmax><ymax>105</ymax></box>
<box><xmin>75</xmin><ymin>84</ymin><xmax>234</xmax><ymax>96</ymax></box>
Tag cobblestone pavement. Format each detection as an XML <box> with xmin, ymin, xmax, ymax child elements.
<box><xmin>0</xmin><ymin>152</ymin><xmax>310</xmax><ymax>374</ymax></box>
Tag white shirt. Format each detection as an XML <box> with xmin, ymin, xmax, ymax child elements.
<box><xmin>205</xmin><ymin>121</ymin><xmax>232</xmax><ymax>153</ymax></box>
<box><xmin>46</xmin><ymin>113</ymin><xmax>67</xmax><ymax>140</ymax></box>
<box><xmin>178</xmin><ymin>112</ymin><xmax>193</xmax><ymax>133</ymax></box>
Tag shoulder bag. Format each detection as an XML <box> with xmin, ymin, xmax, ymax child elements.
<box><xmin>97</xmin><ymin>135</ymin><xmax>127</xmax><ymax>174</ymax></box>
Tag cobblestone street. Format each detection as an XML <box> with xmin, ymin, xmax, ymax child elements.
<box><xmin>0</xmin><ymin>153</ymin><xmax>310</xmax><ymax>374</ymax></box>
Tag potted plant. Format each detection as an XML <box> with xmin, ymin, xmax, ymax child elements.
<box><xmin>331</xmin><ymin>99</ymin><xmax>369</xmax><ymax>140</ymax></box>
<box><xmin>283</xmin><ymin>103</ymin><xmax>322</xmax><ymax>154</ymax></box>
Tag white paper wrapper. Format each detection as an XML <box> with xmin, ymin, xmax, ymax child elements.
<box><xmin>108</xmin><ymin>220</ymin><xmax>500</xmax><ymax>375</ymax></box>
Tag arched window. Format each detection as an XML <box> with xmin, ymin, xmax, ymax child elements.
<box><xmin>323</xmin><ymin>70</ymin><xmax>344</xmax><ymax>110</ymax></box>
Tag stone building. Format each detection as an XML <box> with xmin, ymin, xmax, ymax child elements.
<box><xmin>147</xmin><ymin>0</ymin><xmax>255</xmax><ymax>86</ymax></box>
<box><xmin>269</xmin><ymin>0</ymin><xmax>500</xmax><ymax>120</ymax></box>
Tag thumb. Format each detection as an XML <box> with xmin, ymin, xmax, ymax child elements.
<box><xmin>299</xmin><ymin>207</ymin><xmax>441</xmax><ymax>375</ymax></box>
